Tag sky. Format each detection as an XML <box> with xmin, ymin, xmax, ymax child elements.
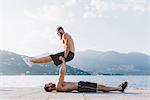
<box><xmin>0</xmin><ymin>0</ymin><xmax>149</xmax><ymax>56</ymax></box>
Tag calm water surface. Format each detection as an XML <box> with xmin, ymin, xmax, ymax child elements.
<box><xmin>0</xmin><ymin>75</ymin><xmax>149</xmax><ymax>89</ymax></box>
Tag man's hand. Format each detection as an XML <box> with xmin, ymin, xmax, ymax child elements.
<box><xmin>59</xmin><ymin>56</ymin><xmax>65</xmax><ymax>63</ymax></box>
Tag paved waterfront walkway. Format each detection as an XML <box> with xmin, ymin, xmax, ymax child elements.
<box><xmin>0</xmin><ymin>88</ymin><xmax>149</xmax><ymax>100</ymax></box>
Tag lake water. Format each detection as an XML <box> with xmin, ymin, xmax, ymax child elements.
<box><xmin>0</xmin><ymin>75</ymin><xmax>150</xmax><ymax>89</ymax></box>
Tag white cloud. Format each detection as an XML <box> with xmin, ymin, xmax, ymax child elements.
<box><xmin>125</xmin><ymin>0</ymin><xmax>146</xmax><ymax>13</ymax></box>
<box><xmin>147</xmin><ymin>1</ymin><xmax>150</xmax><ymax>12</ymax></box>
<box><xmin>62</xmin><ymin>0</ymin><xmax>77</xmax><ymax>7</ymax></box>
<box><xmin>1</xmin><ymin>0</ymin><xmax>148</xmax><ymax>55</ymax></box>
<box><xmin>24</xmin><ymin>2</ymin><xmax>77</xmax><ymax>28</ymax></box>
<box><xmin>83</xmin><ymin>0</ymin><xmax>147</xmax><ymax>18</ymax></box>
<box><xmin>83</xmin><ymin>0</ymin><xmax>108</xmax><ymax>18</ymax></box>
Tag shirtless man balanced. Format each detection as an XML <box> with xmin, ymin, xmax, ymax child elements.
<box><xmin>23</xmin><ymin>26</ymin><xmax>75</xmax><ymax>67</ymax></box>
<box><xmin>44</xmin><ymin>57</ymin><xmax>128</xmax><ymax>92</ymax></box>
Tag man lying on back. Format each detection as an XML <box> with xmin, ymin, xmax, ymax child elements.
<box><xmin>44</xmin><ymin>57</ymin><xmax>128</xmax><ymax>92</ymax></box>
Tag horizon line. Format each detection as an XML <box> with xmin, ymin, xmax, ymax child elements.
<box><xmin>0</xmin><ymin>49</ymin><xmax>150</xmax><ymax>56</ymax></box>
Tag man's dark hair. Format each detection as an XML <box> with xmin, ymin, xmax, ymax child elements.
<box><xmin>44</xmin><ymin>84</ymin><xmax>55</xmax><ymax>92</ymax></box>
<box><xmin>44</xmin><ymin>86</ymin><xmax>52</xmax><ymax>92</ymax></box>
<box><xmin>57</xmin><ymin>26</ymin><xmax>64</xmax><ymax>40</ymax></box>
<box><xmin>57</xmin><ymin>26</ymin><xmax>64</xmax><ymax>31</ymax></box>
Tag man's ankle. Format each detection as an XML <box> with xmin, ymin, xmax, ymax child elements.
<box><xmin>30</xmin><ymin>59</ymin><xmax>35</xmax><ymax>63</ymax></box>
<box><xmin>118</xmin><ymin>87</ymin><xmax>122</xmax><ymax>91</ymax></box>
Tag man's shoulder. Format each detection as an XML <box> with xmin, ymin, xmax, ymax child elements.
<box><xmin>63</xmin><ymin>33</ymin><xmax>70</xmax><ymax>39</ymax></box>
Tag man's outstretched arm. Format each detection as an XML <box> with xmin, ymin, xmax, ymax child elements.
<box><xmin>56</xmin><ymin>57</ymin><xmax>66</xmax><ymax>91</ymax></box>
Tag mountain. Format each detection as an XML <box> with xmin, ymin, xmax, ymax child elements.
<box><xmin>0</xmin><ymin>50</ymin><xmax>90</xmax><ymax>75</ymax></box>
<box><xmin>1</xmin><ymin>50</ymin><xmax>149</xmax><ymax>75</ymax></box>
<box><xmin>68</xmin><ymin>50</ymin><xmax>150</xmax><ymax>75</ymax></box>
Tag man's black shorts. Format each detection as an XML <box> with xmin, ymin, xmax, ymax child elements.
<box><xmin>78</xmin><ymin>81</ymin><xmax>97</xmax><ymax>92</ymax></box>
<box><xmin>50</xmin><ymin>51</ymin><xmax>74</xmax><ymax>66</ymax></box>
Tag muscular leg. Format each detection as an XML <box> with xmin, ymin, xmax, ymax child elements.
<box><xmin>31</xmin><ymin>56</ymin><xmax>53</xmax><ymax>64</ymax></box>
<box><xmin>96</xmin><ymin>84</ymin><xmax>122</xmax><ymax>92</ymax></box>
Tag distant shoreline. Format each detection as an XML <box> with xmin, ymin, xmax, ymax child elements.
<box><xmin>0</xmin><ymin>74</ymin><xmax>149</xmax><ymax>76</ymax></box>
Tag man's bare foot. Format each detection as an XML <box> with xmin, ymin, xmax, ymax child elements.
<box><xmin>118</xmin><ymin>81</ymin><xmax>128</xmax><ymax>93</ymax></box>
<box><xmin>22</xmin><ymin>57</ymin><xmax>33</xmax><ymax>67</ymax></box>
